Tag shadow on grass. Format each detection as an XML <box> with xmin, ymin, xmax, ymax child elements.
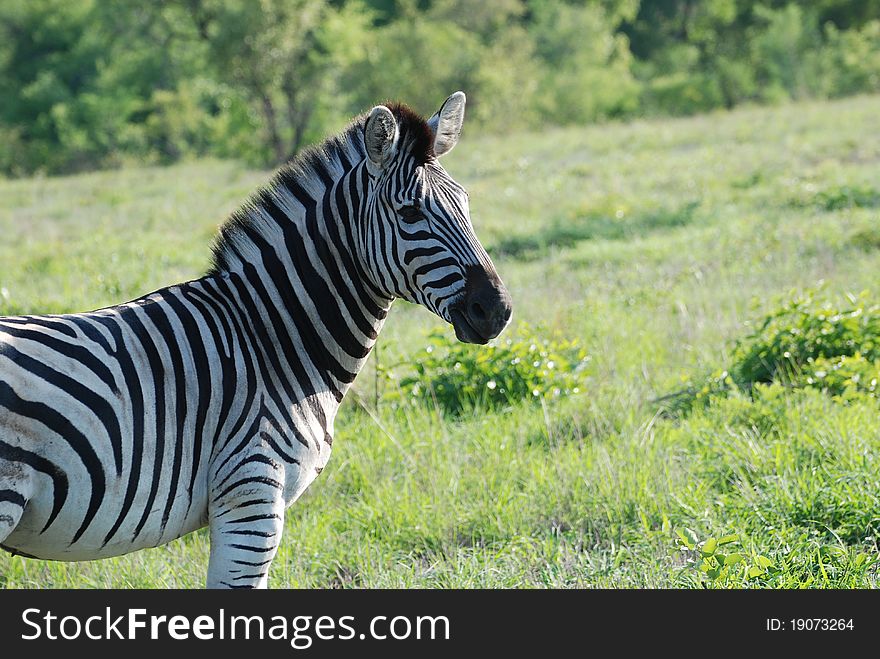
<box><xmin>488</xmin><ymin>201</ymin><xmax>700</xmax><ymax>260</ymax></box>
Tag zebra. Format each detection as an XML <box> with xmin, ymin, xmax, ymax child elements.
<box><xmin>0</xmin><ymin>92</ymin><xmax>512</xmax><ymax>588</ymax></box>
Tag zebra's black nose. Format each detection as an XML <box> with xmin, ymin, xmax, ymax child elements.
<box><xmin>464</xmin><ymin>285</ymin><xmax>512</xmax><ymax>338</ymax></box>
<box><xmin>450</xmin><ymin>265</ymin><xmax>513</xmax><ymax>344</ymax></box>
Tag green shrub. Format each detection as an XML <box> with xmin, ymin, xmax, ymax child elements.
<box><xmin>788</xmin><ymin>184</ymin><xmax>880</xmax><ymax>212</ymax></box>
<box><xmin>732</xmin><ymin>291</ymin><xmax>880</xmax><ymax>385</ymax></box>
<box><xmin>819</xmin><ymin>20</ymin><xmax>880</xmax><ymax>97</ymax></box>
<box><xmin>849</xmin><ymin>226</ymin><xmax>880</xmax><ymax>251</ymax></box>
<box><xmin>529</xmin><ymin>2</ymin><xmax>640</xmax><ymax>123</ymax></box>
<box><xmin>749</xmin><ymin>3</ymin><xmax>823</xmax><ymax>101</ymax></box>
<box><xmin>815</xmin><ymin>185</ymin><xmax>880</xmax><ymax>211</ymax></box>
<box><xmin>667</xmin><ymin>290</ymin><xmax>880</xmax><ymax>412</ymax></box>
<box><xmin>383</xmin><ymin>323</ymin><xmax>591</xmax><ymax>417</ymax></box>
<box><xmin>633</xmin><ymin>41</ymin><xmax>708</xmax><ymax>116</ymax></box>
<box><xmin>790</xmin><ymin>354</ymin><xmax>880</xmax><ymax>402</ymax></box>
<box><xmin>642</xmin><ymin>72</ymin><xmax>725</xmax><ymax>116</ymax></box>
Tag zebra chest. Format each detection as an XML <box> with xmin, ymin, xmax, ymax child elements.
<box><xmin>212</xmin><ymin>412</ymin><xmax>332</xmax><ymax>512</ymax></box>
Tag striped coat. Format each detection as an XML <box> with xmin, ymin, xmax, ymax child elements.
<box><xmin>0</xmin><ymin>92</ymin><xmax>512</xmax><ymax>587</ymax></box>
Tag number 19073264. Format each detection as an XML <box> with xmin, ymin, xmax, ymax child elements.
<box><xmin>766</xmin><ymin>618</ymin><xmax>854</xmax><ymax>631</ymax></box>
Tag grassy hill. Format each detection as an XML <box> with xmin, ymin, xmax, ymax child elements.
<box><xmin>1</xmin><ymin>95</ymin><xmax>879</xmax><ymax>588</ymax></box>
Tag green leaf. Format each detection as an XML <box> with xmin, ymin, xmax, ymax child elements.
<box><xmin>748</xmin><ymin>566</ymin><xmax>764</xmax><ymax>578</ymax></box>
<box><xmin>724</xmin><ymin>553</ymin><xmax>744</xmax><ymax>566</ymax></box>
<box><xmin>701</xmin><ymin>537</ymin><xmax>718</xmax><ymax>556</ymax></box>
<box><xmin>718</xmin><ymin>534</ymin><xmax>738</xmax><ymax>546</ymax></box>
<box><xmin>676</xmin><ymin>529</ymin><xmax>695</xmax><ymax>550</ymax></box>
<box><xmin>757</xmin><ymin>555</ymin><xmax>773</xmax><ymax>569</ymax></box>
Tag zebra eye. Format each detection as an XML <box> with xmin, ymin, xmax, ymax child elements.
<box><xmin>398</xmin><ymin>205</ymin><xmax>423</xmax><ymax>223</ymax></box>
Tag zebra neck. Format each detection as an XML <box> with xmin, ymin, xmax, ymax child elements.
<box><xmin>211</xmin><ymin>157</ymin><xmax>393</xmax><ymax>418</ymax></box>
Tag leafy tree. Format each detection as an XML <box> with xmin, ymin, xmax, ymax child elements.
<box><xmin>529</xmin><ymin>0</ymin><xmax>640</xmax><ymax>122</ymax></box>
<box><xmin>0</xmin><ymin>0</ymin><xmax>103</xmax><ymax>173</ymax></box>
<box><xmin>2</xmin><ymin>0</ymin><xmax>880</xmax><ymax>176</ymax></box>
<box><xmin>164</xmin><ymin>0</ymin><xmax>372</xmax><ymax>163</ymax></box>
<box><xmin>749</xmin><ymin>3</ymin><xmax>822</xmax><ymax>101</ymax></box>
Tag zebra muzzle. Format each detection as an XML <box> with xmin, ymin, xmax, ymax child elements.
<box><xmin>449</xmin><ymin>266</ymin><xmax>512</xmax><ymax>344</ymax></box>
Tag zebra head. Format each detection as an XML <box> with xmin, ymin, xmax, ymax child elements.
<box><xmin>361</xmin><ymin>92</ymin><xmax>512</xmax><ymax>344</ymax></box>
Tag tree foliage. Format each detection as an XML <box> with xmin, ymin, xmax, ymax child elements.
<box><xmin>2</xmin><ymin>0</ymin><xmax>880</xmax><ymax>175</ymax></box>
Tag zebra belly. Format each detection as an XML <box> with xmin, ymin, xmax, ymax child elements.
<box><xmin>2</xmin><ymin>471</ymin><xmax>211</xmax><ymax>561</ymax></box>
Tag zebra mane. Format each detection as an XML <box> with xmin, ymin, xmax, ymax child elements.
<box><xmin>208</xmin><ymin>103</ymin><xmax>434</xmax><ymax>276</ymax></box>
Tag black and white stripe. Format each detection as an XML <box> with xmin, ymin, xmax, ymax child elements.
<box><xmin>0</xmin><ymin>92</ymin><xmax>511</xmax><ymax>588</ymax></box>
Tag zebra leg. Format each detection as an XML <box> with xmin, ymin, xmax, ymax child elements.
<box><xmin>206</xmin><ymin>474</ymin><xmax>286</xmax><ymax>589</ymax></box>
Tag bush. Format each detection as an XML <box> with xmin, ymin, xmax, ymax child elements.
<box><xmin>643</xmin><ymin>72</ymin><xmax>725</xmax><ymax>117</ymax></box>
<box><xmin>791</xmin><ymin>354</ymin><xmax>880</xmax><ymax>402</ymax></box>
<box><xmin>815</xmin><ymin>185</ymin><xmax>880</xmax><ymax>211</ymax></box>
<box><xmin>731</xmin><ymin>291</ymin><xmax>880</xmax><ymax>385</ymax></box>
<box><xmin>344</xmin><ymin>15</ymin><xmax>486</xmax><ymax>124</ymax></box>
<box><xmin>849</xmin><ymin>226</ymin><xmax>880</xmax><ymax>251</ymax></box>
<box><xmin>529</xmin><ymin>2</ymin><xmax>640</xmax><ymax>123</ymax></box>
<box><xmin>749</xmin><ymin>3</ymin><xmax>824</xmax><ymax>101</ymax></box>
<box><xmin>383</xmin><ymin>323</ymin><xmax>591</xmax><ymax>417</ymax></box>
<box><xmin>667</xmin><ymin>290</ymin><xmax>880</xmax><ymax>412</ymax></box>
<box><xmin>788</xmin><ymin>184</ymin><xmax>880</xmax><ymax>212</ymax></box>
<box><xmin>819</xmin><ymin>20</ymin><xmax>880</xmax><ymax>97</ymax></box>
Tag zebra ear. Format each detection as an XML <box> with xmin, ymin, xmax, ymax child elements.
<box><xmin>428</xmin><ymin>91</ymin><xmax>466</xmax><ymax>157</ymax></box>
<box><xmin>364</xmin><ymin>105</ymin><xmax>399</xmax><ymax>171</ymax></box>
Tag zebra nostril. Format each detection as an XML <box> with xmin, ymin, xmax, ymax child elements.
<box><xmin>468</xmin><ymin>300</ymin><xmax>488</xmax><ymax>322</ymax></box>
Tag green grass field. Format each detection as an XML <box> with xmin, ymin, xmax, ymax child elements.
<box><xmin>1</xmin><ymin>95</ymin><xmax>879</xmax><ymax>588</ymax></box>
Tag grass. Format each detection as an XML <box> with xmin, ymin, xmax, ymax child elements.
<box><xmin>2</xmin><ymin>95</ymin><xmax>880</xmax><ymax>588</ymax></box>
